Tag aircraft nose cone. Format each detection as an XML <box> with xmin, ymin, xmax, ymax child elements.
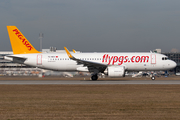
<box><xmin>171</xmin><ymin>61</ymin><xmax>177</xmax><ymax>68</ymax></box>
<box><xmin>173</xmin><ymin>61</ymin><xmax>177</xmax><ymax>68</ymax></box>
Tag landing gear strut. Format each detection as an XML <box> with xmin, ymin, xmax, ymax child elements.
<box><xmin>91</xmin><ymin>74</ymin><xmax>98</xmax><ymax>81</ymax></box>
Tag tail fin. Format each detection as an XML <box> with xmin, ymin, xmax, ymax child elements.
<box><xmin>7</xmin><ymin>26</ymin><xmax>41</xmax><ymax>54</ymax></box>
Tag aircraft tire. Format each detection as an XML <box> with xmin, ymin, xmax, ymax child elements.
<box><xmin>151</xmin><ymin>76</ymin><xmax>155</xmax><ymax>80</ymax></box>
<box><xmin>91</xmin><ymin>75</ymin><xmax>98</xmax><ymax>81</ymax></box>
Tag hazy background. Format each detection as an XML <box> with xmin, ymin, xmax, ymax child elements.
<box><xmin>0</xmin><ymin>0</ymin><xmax>180</xmax><ymax>52</ymax></box>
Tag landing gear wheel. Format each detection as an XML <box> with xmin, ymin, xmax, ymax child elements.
<box><xmin>91</xmin><ymin>75</ymin><xmax>98</xmax><ymax>81</ymax></box>
<box><xmin>151</xmin><ymin>76</ymin><xmax>155</xmax><ymax>80</ymax></box>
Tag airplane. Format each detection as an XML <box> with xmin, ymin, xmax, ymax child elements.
<box><xmin>4</xmin><ymin>26</ymin><xmax>177</xmax><ymax>80</ymax></box>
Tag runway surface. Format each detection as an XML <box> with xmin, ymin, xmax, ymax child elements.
<box><xmin>0</xmin><ymin>80</ymin><xmax>180</xmax><ymax>85</ymax></box>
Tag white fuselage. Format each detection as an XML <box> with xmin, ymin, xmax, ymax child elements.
<box><xmin>5</xmin><ymin>52</ymin><xmax>177</xmax><ymax>72</ymax></box>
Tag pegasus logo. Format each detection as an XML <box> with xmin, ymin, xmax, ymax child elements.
<box><xmin>12</xmin><ymin>29</ymin><xmax>33</xmax><ymax>51</ymax></box>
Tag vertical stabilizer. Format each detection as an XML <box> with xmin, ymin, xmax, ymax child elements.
<box><xmin>7</xmin><ymin>26</ymin><xmax>41</xmax><ymax>54</ymax></box>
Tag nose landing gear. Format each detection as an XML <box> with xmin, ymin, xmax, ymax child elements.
<box><xmin>151</xmin><ymin>76</ymin><xmax>155</xmax><ymax>80</ymax></box>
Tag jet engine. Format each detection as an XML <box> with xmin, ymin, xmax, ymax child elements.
<box><xmin>104</xmin><ymin>66</ymin><xmax>125</xmax><ymax>77</ymax></box>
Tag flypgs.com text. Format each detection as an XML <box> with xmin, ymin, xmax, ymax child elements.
<box><xmin>102</xmin><ymin>54</ymin><xmax>149</xmax><ymax>65</ymax></box>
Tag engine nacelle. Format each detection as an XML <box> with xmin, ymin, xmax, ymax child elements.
<box><xmin>104</xmin><ymin>66</ymin><xmax>125</xmax><ymax>77</ymax></box>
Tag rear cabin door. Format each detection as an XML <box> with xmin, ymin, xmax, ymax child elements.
<box><xmin>37</xmin><ymin>55</ymin><xmax>42</xmax><ymax>65</ymax></box>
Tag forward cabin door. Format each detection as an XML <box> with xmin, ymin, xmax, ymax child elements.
<box><xmin>151</xmin><ymin>54</ymin><xmax>156</xmax><ymax>64</ymax></box>
<box><xmin>151</xmin><ymin>54</ymin><xmax>156</xmax><ymax>68</ymax></box>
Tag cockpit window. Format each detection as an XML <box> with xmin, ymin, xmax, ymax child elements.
<box><xmin>162</xmin><ymin>57</ymin><xmax>168</xmax><ymax>60</ymax></box>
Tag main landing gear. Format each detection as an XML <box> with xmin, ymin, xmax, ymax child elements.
<box><xmin>91</xmin><ymin>74</ymin><xmax>98</xmax><ymax>81</ymax></box>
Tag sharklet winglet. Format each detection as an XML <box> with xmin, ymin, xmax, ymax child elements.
<box><xmin>64</xmin><ymin>47</ymin><xmax>73</xmax><ymax>58</ymax></box>
<box><xmin>73</xmin><ymin>49</ymin><xmax>76</xmax><ymax>53</ymax></box>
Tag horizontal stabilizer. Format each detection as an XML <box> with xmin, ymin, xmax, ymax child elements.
<box><xmin>4</xmin><ymin>55</ymin><xmax>27</xmax><ymax>64</ymax></box>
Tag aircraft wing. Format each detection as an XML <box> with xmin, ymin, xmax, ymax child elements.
<box><xmin>64</xmin><ymin>47</ymin><xmax>107</xmax><ymax>73</ymax></box>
